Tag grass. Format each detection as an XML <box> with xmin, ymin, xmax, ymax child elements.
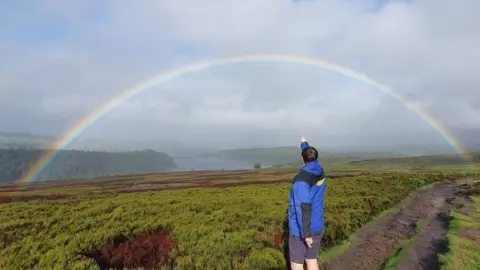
<box><xmin>0</xmin><ymin>171</ymin><xmax>467</xmax><ymax>269</ymax></box>
<box><xmin>440</xmin><ymin>187</ymin><xmax>480</xmax><ymax>270</ymax></box>
<box><xmin>382</xmin><ymin>242</ymin><xmax>410</xmax><ymax>270</ymax></box>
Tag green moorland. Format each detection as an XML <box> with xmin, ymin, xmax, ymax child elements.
<box><xmin>0</xmin><ymin>170</ymin><xmax>474</xmax><ymax>269</ymax></box>
<box><xmin>0</xmin><ymin>152</ymin><xmax>479</xmax><ymax>269</ymax></box>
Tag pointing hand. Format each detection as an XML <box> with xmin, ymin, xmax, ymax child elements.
<box><xmin>300</xmin><ymin>136</ymin><xmax>307</xmax><ymax>143</ymax></box>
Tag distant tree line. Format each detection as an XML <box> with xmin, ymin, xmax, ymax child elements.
<box><xmin>0</xmin><ymin>149</ymin><xmax>177</xmax><ymax>185</ymax></box>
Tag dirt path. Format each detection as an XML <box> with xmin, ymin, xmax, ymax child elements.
<box><xmin>327</xmin><ymin>183</ymin><xmax>457</xmax><ymax>270</ymax></box>
<box><xmin>394</xmin><ymin>185</ymin><xmax>453</xmax><ymax>270</ymax></box>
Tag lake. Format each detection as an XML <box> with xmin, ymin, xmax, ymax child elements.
<box><xmin>171</xmin><ymin>156</ymin><xmax>272</xmax><ymax>171</ymax></box>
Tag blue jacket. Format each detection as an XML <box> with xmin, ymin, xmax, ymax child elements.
<box><xmin>288</xmin><ymin>141</ymin><xmax>326</xmax><ymax>238</ymax></box>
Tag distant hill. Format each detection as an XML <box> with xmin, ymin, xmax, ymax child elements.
<box><xmin>0</xmin><ymin>149</ymin><xmax>177</xmax><ymax>185</ymax></box>
<box><xmin>203</xmin><ymin>146</ymin><xmax>413</xmax><ymax>166</ymax></box>
<box><xmin>203</xmin><ymin>140</ymin><xmax>480</xmax><ymax>167</ymax></box>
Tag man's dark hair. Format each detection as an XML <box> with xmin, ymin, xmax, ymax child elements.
<box><xmin>301</xmin><ymin>146</ymin><xmax>318</xmax><ymax>163</ymax></box>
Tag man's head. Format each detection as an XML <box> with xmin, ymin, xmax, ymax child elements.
<box><xmin>301</xmin><ymin>146</ymin><xmax>318</xmax><ymax>164</ymax></box>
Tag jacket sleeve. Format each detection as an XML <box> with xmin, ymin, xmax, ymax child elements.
<box><xmin>292</xmin><ymin>180</ymin><xmax>312</xmax><ymax>238</ymax></box>
<box><xmin>300</xmin><ymin>141</ymin><xmax>309</xmax><ymax>150</ymax></box>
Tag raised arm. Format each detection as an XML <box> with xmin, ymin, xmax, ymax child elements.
<box><xmin>300</xmin><ymin>136</ymin><xmax>309</xmax><ymax>150</ymax></box>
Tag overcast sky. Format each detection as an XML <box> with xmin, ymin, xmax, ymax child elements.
<box><xmin>0</xmin><ymin>0</ymin><xmax>479</xmax><ymax>150</ymax></box>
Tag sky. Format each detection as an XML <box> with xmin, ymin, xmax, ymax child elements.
<box><xmin>0</xmin><ymin>0</ymin><xmax>479</xmax><ymax>150</ymax></box>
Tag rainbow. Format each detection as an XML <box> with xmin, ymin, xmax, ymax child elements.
<box><xmin>17</xmin><ymin>53</ymin><xmax>473</xmax><ymax>185</ymax></box>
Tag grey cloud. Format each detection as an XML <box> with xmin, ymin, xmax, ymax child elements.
<box><xmin>0</xmin><ymin>0</ymin><xmax>479</xmax><ymax>150</ymax></box>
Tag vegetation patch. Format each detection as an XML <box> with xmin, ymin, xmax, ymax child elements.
<box><xmin>0</xmin><ymin>194</ymin><xmax>71</xmax><ymax>204</ymax></box>
<box><xmin>0</xmin><ymin>171</ymin><xmax>470</xmax><ymax>269</ymax></box>
<box><xmin>466</xmin><ymin>181</ymin><xmax>480</xmax><ymax>196</ymax></box>
<box><xmin>440</xmin><ymin>194</ymin><xmax>480</xmax><ymax>270</ymax></box>
<box><xmin>84</xmin><ymin>228</ymin><xmax>177</xmax><ymax>270</ymax></box>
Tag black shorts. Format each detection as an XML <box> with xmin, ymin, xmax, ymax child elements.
<box><xmin>288</xmin><ymin>231</ymin><xmax>323</xmax><ymax>264</ymax></box>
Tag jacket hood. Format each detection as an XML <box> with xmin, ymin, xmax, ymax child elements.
<box><xmin>301</xmin><ymin>160</ymin><xmax>323</xmax><ymax>176</ymax></box>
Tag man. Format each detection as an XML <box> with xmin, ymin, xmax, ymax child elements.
<box><xmin>287</xmin><ymin>136</ymin><xmax>326</xmax><ymax>270</ymax></box>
